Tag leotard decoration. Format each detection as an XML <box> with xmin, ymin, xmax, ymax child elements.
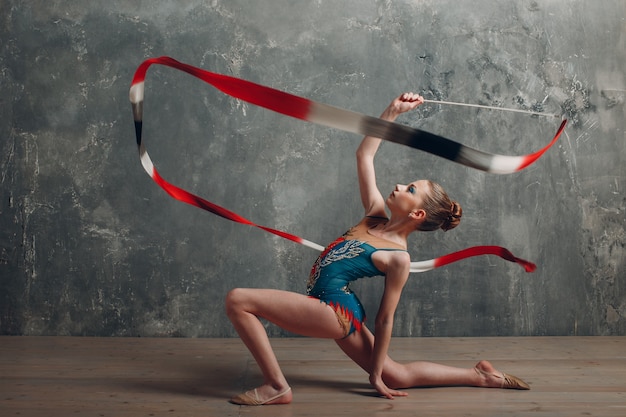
<box><xmin>129</xmin><ymin>56</ymin><xmax>558</xmax><ymax>273</ymax></box>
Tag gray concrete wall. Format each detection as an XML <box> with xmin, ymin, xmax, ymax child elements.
<box><xmin>1</xmin><ymin>0</ymin><xmax>624</xmax><ymax>337</ymax></box>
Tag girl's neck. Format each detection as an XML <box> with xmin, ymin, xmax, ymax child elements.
<box><xmin>369</xmin><ymin>218</ymin><xmax>414</xmax><ymax>247</ymax></box>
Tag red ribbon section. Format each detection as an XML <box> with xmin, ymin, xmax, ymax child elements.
<box><xmin>435</xmin><ymin>246</ymin><xmax>536</xmax><ymax>273</ymax></box>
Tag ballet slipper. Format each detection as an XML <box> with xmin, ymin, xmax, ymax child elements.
<box><xmin>498</xmin><ymin>372</ymin><xmax>530</xmax><ymax>390</ymax></box>
<box><xmin>230</xmin><ymin>386</ymin><xmax>292</xmax><ymax>406</ymax></box>
<box><xmin>475</xmin><ymin>366</ymin><xmax>530</xmax><ymax>390</ymax></box>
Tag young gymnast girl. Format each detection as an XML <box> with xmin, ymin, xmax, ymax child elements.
<box><xmin>226</xmin><ymin>92</ymin><xmax>529</xmax><ymax>405</ymax></box>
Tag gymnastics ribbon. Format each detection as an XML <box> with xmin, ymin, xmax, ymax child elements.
<box><xmin>129</xmin><ymin>56</ymin><xmax>554</xmax><ymax>273</ymax></box>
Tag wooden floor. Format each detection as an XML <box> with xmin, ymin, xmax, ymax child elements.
<box><xmin>1</xmin><ymin>336</ymin><xmax>625</xmax><ymax>417</ymax></box>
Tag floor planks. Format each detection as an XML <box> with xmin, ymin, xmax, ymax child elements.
<box><xmin>1</xmin><ymin>336</ymin><xmax>625</xmax><ymax>416</ymax></box>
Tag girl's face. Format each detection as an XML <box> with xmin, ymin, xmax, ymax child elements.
<box><xmin>387</xmin><ymin>180</ymin><xmax>429</xmax><ymax>215</ymax></box>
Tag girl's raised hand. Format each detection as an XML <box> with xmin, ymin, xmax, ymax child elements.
<box><xmin>389</xmin><ymin>92</ymin><xmax>424</xmax><ymax>116</ymax></box>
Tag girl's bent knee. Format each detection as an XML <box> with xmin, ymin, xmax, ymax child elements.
<box><xmin>225</xmin><ymin>288</ymin><xmax>248</xmax><ymax>316</ymax></box>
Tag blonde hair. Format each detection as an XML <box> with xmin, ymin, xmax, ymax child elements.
<box><xmin>418</xmin><ymin>180</ymin><xmax>462</xmax><ymax>232</ymax></box>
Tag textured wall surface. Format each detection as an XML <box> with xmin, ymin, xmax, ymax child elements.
<box><xmin>1</xmin><ymin>0</ymin><xmax>624</xmax><ymax>337</ymax></box>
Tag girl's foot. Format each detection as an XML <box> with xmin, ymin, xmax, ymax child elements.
<box><xmin>474</xmin><ymin>360</ymin><xmax>530</xmax><ymax>390</ymax></box>
<box><xmin>230</xmin><ymin>385</ymin><xmax>292</xmax><ymax>405</ymax></box>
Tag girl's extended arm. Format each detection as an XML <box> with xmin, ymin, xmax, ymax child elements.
<box><xmin>355</xmin><ymin>92</ymin><xmax>424</xmax><ymax>217</ymax></box>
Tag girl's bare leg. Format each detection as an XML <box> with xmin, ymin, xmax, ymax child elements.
<box><xmin>336</xmin><ymin>325</ymin><xmax>528</xmax><ymax>390</ymax></box>
<box><xmin>225</xmin><ymin>288</ymin><xmax>346</xmax><ymax>404</ymax></box>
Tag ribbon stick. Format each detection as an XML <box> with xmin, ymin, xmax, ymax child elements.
<box><xmin>423</xmin><ymin>99</ymin><xmax>561</xmax><ymax>118</ymax></box>
<box><xmin>130</xmin><ymin>56</ymin><xmax>549</xmax><ymax>272</ymax></box>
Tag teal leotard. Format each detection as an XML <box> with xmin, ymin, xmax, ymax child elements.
<box><xmin>306</xmin><ymin>216</ymin><xmax>407</xmax><ymax>337</ymax></box>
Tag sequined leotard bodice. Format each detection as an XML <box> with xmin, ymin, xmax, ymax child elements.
<box><xmin>306</xmin><ymin>216</ymin><xmax>406</xmax><ymax>336</ymax></box>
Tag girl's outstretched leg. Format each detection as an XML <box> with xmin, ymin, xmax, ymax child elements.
<box><xmin>335</xmin><ymin>325</ymin><xmax>529</xmax><ymax>391</ymax></box>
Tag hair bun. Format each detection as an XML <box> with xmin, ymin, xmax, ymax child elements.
<box><xmin>441</xmin><ymin>201</ymin><xmax>462</xmax><ymax>232</ymax></box>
